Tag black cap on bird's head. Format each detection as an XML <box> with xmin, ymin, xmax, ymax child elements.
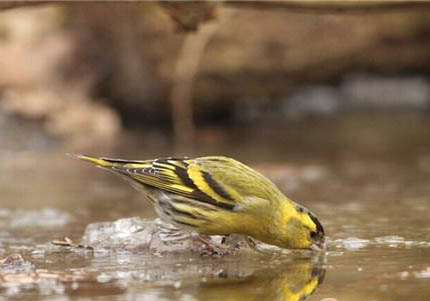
<box><xmin>285</xmin><ymin>204</ymin><xmax>326</xmax><ymax>250</ymax></box>
<box><xmin>308</xmin><ymin>212</ymin><xmax>325</xmax><ymax>250</ymax></box>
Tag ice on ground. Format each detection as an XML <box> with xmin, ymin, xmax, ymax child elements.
<box><xmin>334</xmin><ymin>237</ymin><xmax>370</xmax><ymax>251</ymax></box>
<box><xmin>414</xmin><ymin>267</ymin><xmax>430</xmax><ymax>279</ymax></box>
<box><xmin>81</xmin><ymin>217</ymin><xmax>183</xmax><ymax>253</ymax></box>
<box><xmin>79</xmin><ymin>217</ymin><xmax>315</xmax><ymax>256</ymax></box>
<box><xmin>0</xmin><ymin>208</ymin><xmax>71</xmax><ymax>228</ymax></box>
<box><xmin>333</xmin><ymin>235</ymin><xmax>430</xmax><ymax>252</ymax></box>
<box><xmin>374</xmin><ymin>235</ymin><xmax>430</xmax><ymax>248</ymax></box>
<box><xmin>375</xmin><ymin>235</ymin><xmax>410</xmax><ymax>248</ymax></box>
<box><xmin>375</xmin><ymin>235</ymin><xmax>405</xmax><ymax>244</ymax></box>
<box><xmin>80</xmin><ymin>217</ymin><xmax>240</xmax><ymax>255</ymax></box>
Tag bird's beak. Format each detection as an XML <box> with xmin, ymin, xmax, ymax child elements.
<box><xmin>310</xmin><ymin>238</ymin><xmax>326</xmax><ymax>252</ymax></box>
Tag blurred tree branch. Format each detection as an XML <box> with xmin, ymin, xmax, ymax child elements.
<box><xmin>2</xmin><ymin>0</ymin><xmax>430</xmax><ymax>148</ymax></box>
<box><xmin>168</xmin><ymin>5</ymin><xmax>230</xmax><ymax>148</ymax></box>
<box><xmin>0</xmin><ymin>1</ymin><xmax>42</xmax><ymax>10</ymax></box>
<box><xmin>227</xmin><ymin>0</ymin><xmax>430</xmax><ymax>12</ymax></box>
<box><xmin>2</xmin><ymin>1</ymin><xmax>430</xmax><ymax>13</ymax></box>
<box><xmin>170</xmin><ymin>20</ymin><xmax>219</xmax><ymax>148</ymax></box>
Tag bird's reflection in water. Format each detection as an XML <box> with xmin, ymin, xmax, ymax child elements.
<box><xmin>191</xmin><ymin>255</ymin><xmax>326</xmax><ymax>301</ymax></box>
<box><xmin>270</xmin><ymin>261</ymin><xmax>325</xmax><ymax>301</ymax></box>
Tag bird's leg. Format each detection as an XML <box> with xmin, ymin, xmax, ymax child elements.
<box><xmin>245</xmin><ymin>236</ymin><xmax>257</xmax><ymax>248</ymax></box>
<box><xmin>156</xmin><ymin>219</ymin><xmax>191</xmax><ymax>242</ymax></box>
<box><xmin>244</xmin><ymin>236</ymin><xmax>268</xmax><ymax>253</ymax></box>
<box><xmin>221</xmin><ymin>234</ymin><xmax>255</xmax><ymax>250</ymax></box>
<box><xmin>197</xmin><ymin>234</ymin><xmax>217</xmax><ymax>250</ymax></box>
<box><xmin>196</xmin><ymin>234</ymin><xmax>236</xmax><ymax>256</ymax></box>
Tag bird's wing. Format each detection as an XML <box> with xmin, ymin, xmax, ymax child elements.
<box><xmin>193</xmin><ymin>156</ymin><xmax>284</xmax><ymax>202</ymax></box>
<box><xmin>100</xmin><ymin>157</ymin><xmax>238</xmax><ymax>211</ymax></box>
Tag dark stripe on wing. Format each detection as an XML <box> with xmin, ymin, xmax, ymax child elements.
<box><xmin>191</xmin><ymin>190</ymin><xmax>234</xmax><ymax>210</ymax></box>
<box><xmin>112</xmin><ymin>159</ymin><xmax>236</xmax><ymax>211</ymax></box>
<box><xmin>173</xmin><ymin>162</ymin><xmax>196</xmax><ymax>188</ymax></box>
<box><xmin>157</xmin><ymin>157</ymin><xmax>189</xmax><ymax>162</ymax></box>
<box><xmin>202</xmin><ymin>171</ymin><xmax>234</xmax><ymax>202</ymax></box>
<box><xmin>168</xmin><ymin>162</ymin><xmax>236</xmax><ymax>211</ymax></box>
<box><xmin>101</xmin><ymin>157</ymin><xmax>148</xmax><ymax>164</ymax></box>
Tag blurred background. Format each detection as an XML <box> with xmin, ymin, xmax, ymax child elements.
<box><xmin>1</xmin><ymin>2</ymin><xmax>430</xmax><ymax>300</ymax></box>
<box><xmin>1</xmin><ymin>0</ymin><xmax>430</xmax><ymax>219</ymax></box>
<box><xmin>1</xmin><ymin>2</ymin><xmax>430</xmax><ymax>154</ymax></box>
<box><xmin>1</xmin><ymin>1</ymin><xmax>430</xmax><ymax>219</ymax></box>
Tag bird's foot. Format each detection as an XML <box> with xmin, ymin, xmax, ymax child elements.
<box><xmin>196</xmin><ymin>235</ymin><xmax>237</xmax><ymax>257</ymax></box>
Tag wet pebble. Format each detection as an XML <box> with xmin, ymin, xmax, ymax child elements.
<box><xmin>0</xmin><ymin>253</ymin><xmax>34</xmax><ymax>273</ymax></box>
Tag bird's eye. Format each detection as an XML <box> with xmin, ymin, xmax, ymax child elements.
<box><xmin>310</xmin><ymin>231</ymin><xmax>318</xmax><ymax>240</ymax></box>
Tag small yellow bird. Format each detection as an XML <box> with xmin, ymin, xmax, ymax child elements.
<box><xmin>70</xmin><ymin>154</ymin><xmax>325</xmax><ymax>251</ymax></box>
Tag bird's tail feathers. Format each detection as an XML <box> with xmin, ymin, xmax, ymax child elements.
<box><xmin>67</xmin><ymin>153</ymin><xmax>150</xmax><ymax>168</ymax></box>
<box><xmin>66</xmin><ymin>153</ymin><xmax>116</xmax><ymax>168</ymax></box>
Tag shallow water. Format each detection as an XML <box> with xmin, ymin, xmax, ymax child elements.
<box><xmin>1</xmin><ymin>112</ymin><xmax>430</xmax><ymax>300</ymax></box>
